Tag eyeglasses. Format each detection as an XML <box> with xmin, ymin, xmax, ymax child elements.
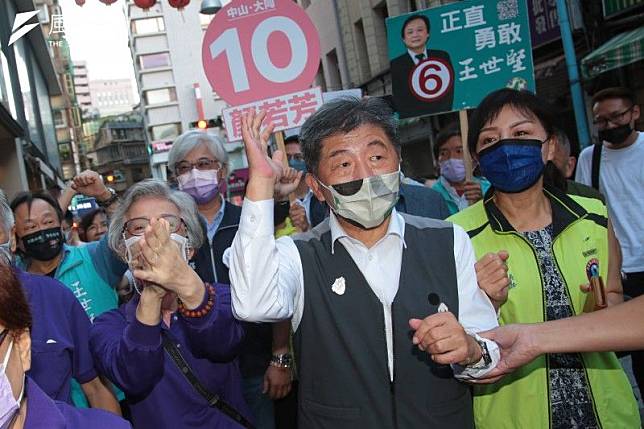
<box><xmin>123</xmin><ymin>214</ymin><xmax>183</xmax><ymax>236</ymax></box>
<box><xmin>174</xmin><ymin>158</ymin><xmax>221</xmax><ymax>176</ymax></box>
<box><xmin>593</xmin><ymin>106</ymin><xmax>634</xmax><ymax>129</ymax></box>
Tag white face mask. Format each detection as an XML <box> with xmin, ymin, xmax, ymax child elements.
<box><xmin>0</xmin><ymin>339</ymin><xmax>24</xmax><ymax>429</ymax></box>
<box><xmin>123</xmin><ymin>233</ymin><xmax>190</xmax><ymax>294</ymax></box>
<box><xmin>317</xmin><ymin>169</ymin><xmax>400</xmax><ymax>229</ymax></box>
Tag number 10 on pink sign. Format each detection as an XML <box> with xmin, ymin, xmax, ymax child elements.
<box><xmin>202</xmin><ymin>0</ymin><xmax>321</xmax><ymax>107</ymax></box>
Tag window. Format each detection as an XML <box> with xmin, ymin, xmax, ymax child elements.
<box><xmin>144</xmin><ymin>87</ymin><xmax>177</xmax><ymax>105</ymax></box>
<box><xmin>53</xmin><ymin>110</ymin><xmax>65</xmax><ymax>127</ymax></box>
<box><xmin>131</xmin><ymin>17</ymin><xmax>165</xmax><ymax>35</ymax></box>
<box><xmin>354</xmin><ymin>20</ymin><xmax>371</xmax><ymax>79</ymax></box>
<box><xmin>139</xmin><ymin>53</ymin><xmax>171</xmax><ymax>70</ymax></box>
<box><xmin>58</xmin><ymin>143</ymin><xmax>72</xmax><ymax>161</ymax></box>
<box><xmin>151</xmin><ymin>123</ymin><xmax>181</xmax><ymax>141</ymax></box>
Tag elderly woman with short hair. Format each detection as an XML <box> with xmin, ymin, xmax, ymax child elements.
<box><xmin>168</xmin><ymin>131</ymin><xmax>294</xmax><ymax>428</ymax></box>
<box><xmin>89</xmin><ymin>179</ymin><xmax>252</xmax><ymax>428</ymax></box>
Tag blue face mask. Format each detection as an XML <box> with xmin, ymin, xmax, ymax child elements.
<box><xmin>288</xmin><ymin>158</ymin><xmax>307</xmax><ymax>173</ymax></box>
<box><xmin>478</xmin><ymin>138</ymin><xmax>546</xmax><ymax>193</ymax></box>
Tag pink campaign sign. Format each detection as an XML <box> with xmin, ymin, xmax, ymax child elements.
<box><xmin>202</xmin><ymin>0</ymin><xmax>321</xmax><ymax>106</ymax></box>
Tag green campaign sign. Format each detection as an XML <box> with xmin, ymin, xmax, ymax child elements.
<box><xmin>386</xmin><ymin>0</ymin><xmax>535</xmax><ymax>119</ymax></box>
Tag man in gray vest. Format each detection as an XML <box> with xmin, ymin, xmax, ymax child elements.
<box><xmin>229</xmin><ymin>97</ymin><xmax>500</xmax><ymax>428</ymax></box>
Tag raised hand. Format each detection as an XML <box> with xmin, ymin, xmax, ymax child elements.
<box><xmin>463</xmin><ymin>181</ymin><xmax>483</xmax><ymax>204</ymax></box>
<box><xmin>289</xmin><ymin>201</ymin><xmax>309</xmax><ymax>232</ymax></box>
<box><xmin>131</xmin><ymin>218</ymin><xmax>204</xmax><ymax>309</ymax></box>
<box><xmin>475</xmin><ymin>251</ymin><xmax>510</xmax><ymax>311</ymax></box>
<box><xmin>71</xmin><ymin>170</ymin><xmax>111</xmax><ymax>200</ymax></box>
<box><xmin>241</xmin><ymin>110</ymin><xmax>285</xmax><ymax>201</ymax></box>
<box><xmin>274</xmin><ymin>167</ymin><xmax>304</xmax><ymax>201</ymax></box>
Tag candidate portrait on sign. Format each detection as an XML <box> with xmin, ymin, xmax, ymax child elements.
<box><xmin>390</xmin><ymin>14</ymin><xmax>455</xmax><ymax>119</ymax></box>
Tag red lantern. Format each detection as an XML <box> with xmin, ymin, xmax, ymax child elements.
<box><xmin>167</xmin><ymin>0</ymin><xmax>190</xmax><ymax>10</ymax></box>
<box><xmin>75</xmin><ymin>0</ymin><xmax>85</xmax><ymax>5</ymax></box>
<box><xmin>133</xmin><ymin>0</ymin><xmax>157</xmax><ymax>9</ymax></box>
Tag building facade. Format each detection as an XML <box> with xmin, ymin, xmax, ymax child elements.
<box><xmin>72</xmin><ymin>60</ymin><xmax>93</xmax><ymax>118</ymax></box>
<box><xmin>35</xmin><ymin>0</ymin><xmax>84</xmax><ymax>181</ymax></box>
<box><xmin>0</xmin><ymin>0</ymin><xmax>66</xmax><ymax>198</ymax></box>
<box><xmin>89</xmin><ymin>78</ymin><xmax>136</xmax><ymax>117</ymax></box>
<box><xmin>124</xmin><ymin>0</ymin><xmax>243</xmax><ymax>181</ymax></box>
<box><xmin>87</xmin><ymin>111</ymin><xmax>150</xmax><ymax>193</ymax></box>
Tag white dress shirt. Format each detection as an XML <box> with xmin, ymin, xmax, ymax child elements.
<box><xmin>408</xmin><ymin>48</ymin><xmax>428</xmax><ymax>65</ymax></box>
<box><xmin>228</xmin><ymin>199</ymin><xmax>500</xmax><ymax>380</ymax></box>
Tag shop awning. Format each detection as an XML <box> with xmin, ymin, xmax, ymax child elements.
<box><xmin>581</xmin><ymin>27</ymin><xmax>644</xmax><ymax>79</ymax></box>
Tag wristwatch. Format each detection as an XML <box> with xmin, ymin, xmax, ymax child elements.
<box><xmin>468</xmin><ymin>338</ymin><xmax>492</xmax><ymax>369</ymax></box>
<box><xmin>270</xmin><ymin>353</ymin><xmax>293</xmax><ymax>369</ymax></box>
<box><xmin>97</xmin><ymin>187</ymin><xmax>118</xmax><ymax>208</ymax></box>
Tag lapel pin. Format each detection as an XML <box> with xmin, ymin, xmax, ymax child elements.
<box><xmin>331</xmin><ymin>277</ymin><xmax>346</xmax><ymax>295</ymax></box>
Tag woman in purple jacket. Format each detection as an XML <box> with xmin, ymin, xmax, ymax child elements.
<box><xmin>90</xmin><ymin>180</ymin><xmax>250</xmax><ymax>428</ymax></box>
<box><xmin>0</xmin><ymin>263</ymin><xmax>129</xmax><ymax>429</ymax></box>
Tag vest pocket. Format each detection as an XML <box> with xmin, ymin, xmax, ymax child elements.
<box><xmin>302</xmin><ymin>398</ymin><xmax>361</xmax><ymax>420</ymax></box>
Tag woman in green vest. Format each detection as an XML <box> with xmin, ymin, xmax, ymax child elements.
<box><xmin>449</xmin><ymin>89</ymin><xmax>639</xmax><ymax>428</ymax></box>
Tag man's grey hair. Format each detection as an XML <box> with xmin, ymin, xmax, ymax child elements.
<box><xmin>0</xmin><ymin>189</ymin><xmax>14</xmax><ymax>236</ymax></box>
<box><xmin>553</xmin><ymin>128</ymin><xmax>571</xmax><ymax>156</ymax></box>
<box><xmin>167</xmin><ymin>130</ymin><xmax>229</xmax><ymax>176</ymax></box>
<box><xmin>107</xmin><ymin>179</ymin><xmax>204</xmax><ymax>258</ymax></box>
<box><xmin>299</xmin><ymin>97</ymin><xmax>400</xmax><ymax>175</ymax></box>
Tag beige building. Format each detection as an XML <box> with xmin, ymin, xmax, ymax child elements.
<box><xmin>89</xmin><ymin>78</ymin><xmax>137</xmax><ymax>117</ymax></box>
<box><xmin>124</xmin><ymin>0</ymin><xmax>243</xmax><ymax>181</ymax></box>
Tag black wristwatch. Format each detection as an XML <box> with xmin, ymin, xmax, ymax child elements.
<box><xmin>97</xmin><ymin>187</ymin><xmax>118</xmax><ymax>208</ymax></box>
<box><xmin>469</xmin><ymin>338</ymin><xmax>492</xmax><ymax>369</ymax></box>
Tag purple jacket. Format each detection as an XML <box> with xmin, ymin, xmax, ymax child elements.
<box><xmin>23</xmin><ymin>377</ymin><xmax>130</xmax><ymax>428</ymax></box>
<box><xmin>89</xmin><ymin>283</ymin><xmax>250</xmax><ymax>428</ymax></box>
<box><xmin>17</xmin><ymin>268</ymin><xmax>97</xmax><ymax>404</ymax></box>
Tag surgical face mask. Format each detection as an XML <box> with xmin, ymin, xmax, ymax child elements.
<box><xmin>317</xmin><ymin>169</ymin><xmax>400</xmax><ymax>229</ymax></box>
<box><xmin>288</xmin><ymin>158</ymin><xmax>307</xmax><ymax>173</ymax></box>
<box><xmin>19</xmin><ymin>227</ymin><xmax>64</xmax><ymax>262</ymax></box>
<box><xmin>439</xmin><ymin>158</ymin><xmax>466</xmax><ymax>183</ymax></box>
<box><xmin>0</xmin><ymin>339</ymin><xmax>24</xmax><ymax>429</ymax></box>
<box><xmin>479</xmin><ymin>138</ymin><xmax>546</xmax><ymax>193</ymax></box>
<box><xmin>123</xmin><ymin>233</ymin><xmax>190</xmax><ymax>294</ymax></box>
<box><xmin>598</xmin><ymin>123</ymin><xmax>633</xmax><ymax>145</ymax></box>
<box><xmin>177</xmin><ymin>169</ymin><xmax>219</xmax><ymax>205</ymax></box>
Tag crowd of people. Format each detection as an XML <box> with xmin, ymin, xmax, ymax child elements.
<box><xmin>0</xmin><ymin>85</ymin><xmax>642</xmax><ymax>428</ymax></box>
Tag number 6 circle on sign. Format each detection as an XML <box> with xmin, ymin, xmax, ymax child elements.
<box><xmin>409</xmin><ymin>58</ymin><xmax>454</xmax><ymax>101</ymax></box>
<box><xmin>202</xmin><ymin>0</ymin><xmax>321</xmax><ymax>106</ymax></box>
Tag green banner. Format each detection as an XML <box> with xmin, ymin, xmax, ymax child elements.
<box><xmin>603</xmin><ymin>0</ymin><xmax>644</xmax><ymax>17</ymax></box>
<box><xmin>386</xmin><ymin>0</ymin><xmax>535</xmax><ymax>119</ymax></box>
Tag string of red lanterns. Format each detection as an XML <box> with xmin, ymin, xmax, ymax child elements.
<box><xmin>90</xmin><ymin>0</ymin><xmax>190</xmax><ymax>10</ymax></box>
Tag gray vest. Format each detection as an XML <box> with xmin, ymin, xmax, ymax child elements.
<box><xmin>293</xmin><ymin>214</ymin><xmax>473</xmax><ymax>429</ymax></box>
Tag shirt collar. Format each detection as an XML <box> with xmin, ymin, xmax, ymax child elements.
<box><xmin>329</xmin><ymin>208</ymin><xmax>407</xmax><ymax>254</ymax></box>
<box><xmin>200</xmin><ymin>195</ymin><xmax>226</xmax><ymax>228</ymax></box>
<box><xmin>407</xmin><ymin>48</ymin><xmax>428</xmax><ymax>64</ymax></box>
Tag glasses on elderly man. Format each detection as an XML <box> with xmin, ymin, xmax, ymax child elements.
<box><xmin>123</xmin><ymin>214</ymin><xmax>183</xmax><ymax>236</ymax></box>
<box><xmin>174</xmin><ymin>158</ymin><xmax>221</xmax><ymax>175</ymax></box>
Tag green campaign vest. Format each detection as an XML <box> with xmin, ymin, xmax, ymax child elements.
<box><xmin>449</xmin><ymin>186</ymin><xmax>640</xmax><ymax>429</ymax></box>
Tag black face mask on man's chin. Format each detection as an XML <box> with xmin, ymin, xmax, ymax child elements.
<box><xmin>598</xmin><ymin>123</ymin><xmax>634</xmax><ymax>145</ymax></box>
<box><xmin>19</xmin><ymin>227</ymin><xmax>64</xmax><ymax>261</ymax></box>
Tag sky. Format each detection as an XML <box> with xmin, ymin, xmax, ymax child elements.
<box><xmin>58</xmin><ymin>0</ymin><xmax>232</xmax><ymax>104</ymax></box>
<box><xmin>60</xmin><ymin>0</ymin><xmax>138</xmax><ymax>97</ymax></box>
